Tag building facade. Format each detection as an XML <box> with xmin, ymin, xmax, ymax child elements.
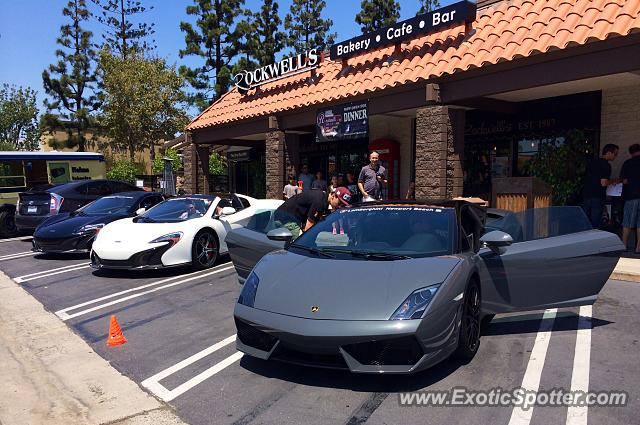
<box><xmin>184</xmin><ymin>0</ymin><xmax>640</xmax><ymax>206</ymax></box>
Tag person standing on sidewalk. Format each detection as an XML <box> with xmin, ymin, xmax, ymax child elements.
<box><xmin>620</xmin><ymin>143</ymin><xmax>640</xmax><ymax>251</ymax></box>
<box><xmin>358</xmin><ymin>151</ymin><xmax>387</xmax><ymax>202</ymax></box>
<box><xmin>582</xmin><ymin>143</ymin><xmax>619</xmax><ymax>228</ymax></box>
<box><xmin>283</xmin><ymin>176</ymin><xmax>300</xmax><ymax>200</ymax></box>
<box><xmin>298</xmin><ymin>164</ymin><xmax>313</xmax><ymax>191</ymax></box>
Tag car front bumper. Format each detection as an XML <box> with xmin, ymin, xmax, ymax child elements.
<box><xmin>233</xmin><ymin>303</ymin><xmax>458</xmax><ymax>374</ymax></box>
<box><xmin>32</xmin><ymin>232</ymin><xmax>96</xmax><ymax>253</ymax></box>
<box><xmin>90</xmin><ymin>243</ymin><xmax>184</xmax><ymax>270</ymax></box>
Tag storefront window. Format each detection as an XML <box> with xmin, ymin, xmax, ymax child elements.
<box><xmin>516</xmin><ymin>136</ymin><xmax>565</xmax><ymax>176</ymax></box>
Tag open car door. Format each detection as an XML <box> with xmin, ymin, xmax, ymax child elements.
<box><xmin>477</xmin><ymin>207</ymin><xmax>624</xmax><ymax>313</ymax></box>
<box><xmin>224</xmin><ymin>209</ymin><xmax>284</xmax><ymax>282</ymax></box>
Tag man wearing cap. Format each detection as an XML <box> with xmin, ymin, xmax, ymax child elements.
<box><xmin>274</xmin><ymin>187</ymin><xmax>351</xmax><ymax>237</ymax></box>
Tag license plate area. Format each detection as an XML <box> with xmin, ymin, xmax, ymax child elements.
<box><xmin>27</xmin><ymin>206</ymin><xmax>38</xmax><ymax>214</ymax></box>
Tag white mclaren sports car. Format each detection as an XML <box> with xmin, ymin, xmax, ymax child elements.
<box><xmin>90</xmin><ymin>194</ymin><xmax>283</xmax><ymax>270</ymax></box>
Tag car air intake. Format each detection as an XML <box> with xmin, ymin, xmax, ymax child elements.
<box><xmin>342</xmin><ymin>336</ymin><xmax>424</xmax><ymax>366</ymax></box>
<box><xmin>235</xmin><ymin>318</ymin><xmax>278</xmax><ymax>352</ymax></box>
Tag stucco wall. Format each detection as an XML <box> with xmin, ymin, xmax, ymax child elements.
<box><xmin>601</xmin><ymin>84</ymin><xmax>640</xmax><ymax>178</ymax></box>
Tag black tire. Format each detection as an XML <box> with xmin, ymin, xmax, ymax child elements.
<box><xmin>0</xmin><ymin>209</ymin><xmax>19</xmax><ymax>238</ymax></box>
<box><xmin>191</xmin><ymin>230</ymin><xmax>218</xmax><ymax>270</ymax></box>
<box><xmin>454</xmin><ymin>279</ymin><xmax>481</xmax><ymax>361</ymax></box>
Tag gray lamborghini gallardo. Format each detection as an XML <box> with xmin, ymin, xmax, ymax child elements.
<box><xmin>226</xmin><ymin>200</ymin><xmax>623</xmax><ymax>374</ymax></box>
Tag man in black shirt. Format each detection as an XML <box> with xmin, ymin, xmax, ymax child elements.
<box><xmin>274</xmin><ymin>187</ymin><xmax>352</xmax><ymax>237</ymax></box>
<box><xmin>621</xmin><ymin>144</ymin><xmax>640</xmax><ymax>251</ymax></box>
<box><xmin>582</xmin><ymin>143</ymin><xmax>619</xmax><ymax>228</ymax></box>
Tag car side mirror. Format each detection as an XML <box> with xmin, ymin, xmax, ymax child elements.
<box><xmin>267</xmin><ymin>228</ymin><xmax>294</xmax><ymax>246</ymax></box>
<box><xmin>135</xmin><ymin>207</ymin><xmax>146</xmax><ymax>215</ymax></box>
<box><xmin>480</xmin><ymin>230</ymin><xmax>513</xmax><ymax>254</ymax></box>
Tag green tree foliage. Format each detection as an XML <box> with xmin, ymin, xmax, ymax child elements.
<box><xmin>91</xmin><ymin>0</ymin><xmax>156</xmax><ymax>58</ymax></box>
<box><xmin>98</xmin><ymin>50</ymin><xmax>190</xmax><ymax>160</ymax></box>
<box><xmin>417</xmin><ymin>0</ymin><xmax>440</xmax><ymax>15</ymax></box>
<box><xmin>152</xmin><ymin>148</ymin><xmax>183</xmax><ymax>174</ymax></box>
<box><xmin>179</xmin><ymin>0</ymin><xmax>245</xmax><ymax>109</ymax></box>
<box><xmin>42</xmin><ymin>0</ymin><xmax>100</xmax><ymax>152</ymax></box>
<box><xmin>356</xmin><ymin>0</ymin><xmax>401</xmax><ymax>33</ymax></box>
<box><xmin>250</xmin><ymin>0</ymin><xmax>285</xmax><ymax>66</ymax></box>
<box><xmin>284</xmin><ymin>0</ymin><xmax>336</xmax><ymax>53</ymax></box>
<box><xmin>523</xmin><ymin>129</ymin><xmax>593</xmax><ymax>205</ymax></box>
<box><xmin>209</xmin><ymin>152</ymin><xmax>227</xmax><ymax>175</ymax></box>
<box><xmin>106</xmin><ymin>159</ymin><xmax>140</xmax><ymax>182</ymax></box>
<box><xmin>0</xmin><ymin>84</ymin><xmax>41</xmax><ymax>151</ymax></box>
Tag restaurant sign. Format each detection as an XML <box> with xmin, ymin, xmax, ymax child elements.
<box><xmin>234</xmin><ymin>49</ymin><xmax>320</xmax><ymax>93</ymax></box>
<box><xmin>330</xmin><ymin>0</ymin><xmax>476</xmax><ymax>60</ymax></box>
<box><xmin>316</xmin><ymin>101</ymin><xmax>368</xmax><ymax>143</ymax></box>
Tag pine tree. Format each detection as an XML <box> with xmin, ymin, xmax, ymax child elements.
<box><xmin>42</xmin><ymin>0</ymin><xmax>100</xmax><ymax>152</ymax></box>
<box><xmin>284</xmin><ymin>0</ymin><xmax>336</xmax><ymax>53</ymax></box>
<box><xmin>355</xmin><ymin>0</ymin><xmax>401</xmax><ymax>33</ymax></box>
<box><xmin>91</xmin><ymin>0</ymin><xmax>156</xmax><ymax>58</ymax></box>
<box><xmin>179</xmin><ymin>0</ymin><xmax>245</xmax><ymax>109</ymax></box>
<box><xmin>251</xmin><ymin>0</ymin><xmax>285</xmax><ymax>66</ymax></box>
<box><xmin>417</xmin><ymin>0</ymin><xmax>440</xmax><ymax>15</ymax></box>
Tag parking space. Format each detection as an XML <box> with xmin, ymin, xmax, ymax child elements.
<box><xmin>1</xmin><ymin>238</ymin><xmax>638</xmax><ymax>425</ymax></box>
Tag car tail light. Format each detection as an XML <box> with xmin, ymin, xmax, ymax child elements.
<box><xmin>50</xmin><ymin>193</ymin><xmax>64</xmax><ymax>215</ymax></box>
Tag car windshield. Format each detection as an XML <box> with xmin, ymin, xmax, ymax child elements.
<box><xmin>138</xmin><ymin>197</ymin><xmax>212</xmax><ymax>223</ymax></box>
<box><xmin>77</xmin><ymin>196</ymin><xmax>135</xmax><ymax>215</ymax></box>
<box><xmin>290</xmin><ymin>205</ymin><xmax>456</xmax><ymax>259</ymax></box>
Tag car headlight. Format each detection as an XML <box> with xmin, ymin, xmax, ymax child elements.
<box><xmin>149</xmin><ymin>232</ymin><xmax>183</xmax><ymax>245</ymax></box>
<box><xmin>74</xmin><ymin>223</ymin><xmax>105</xmax><ymax>235</ymax></box>
<box><xmin>390</xmin><ymin>285</ymin><xmax>440</xmax><ymax>320</ymax></box>
<box><xmin>238</xmin><ymin>271</ymin><xmax>259</xmax><ymax>308</ymax></box>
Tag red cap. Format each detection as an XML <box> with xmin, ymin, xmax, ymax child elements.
<box><xmin>333</xmin><ymin>187</ymin><xmax>352</xmax><ymax>206</ymax></box>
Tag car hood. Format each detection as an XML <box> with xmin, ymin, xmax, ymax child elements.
<box><xmin>35</xmin><ymin>213</ymin><xmax>127</xmax><ymax>237</ymax></box>
<box><xmin>97</xmin><ymin>217</ymin><xmax>195</xmax><ymax>243</ymax></box>
<box><xmin>251</xmin><ymin>251</ymin><xmax>460</xmax><ymax>321</ymax></box>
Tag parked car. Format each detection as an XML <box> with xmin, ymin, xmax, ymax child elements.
<box><xmin>32</xmin><ymin>192</ymin><xmax>166</xmax><ymax>254</ymax></box>
<box><xmin>230</xmin><ymin>201</ymin><xmax>623</xmax><ymax>374</ymax></box>
<box><xmin>90</xmin><ymin>194</ymin><xmax>282</xmax><ymax>271</ymax></box>
<box><xmin>15</xmin><ymin>180</ymin><xmax>143</xmax><ymax>233</ymax></box>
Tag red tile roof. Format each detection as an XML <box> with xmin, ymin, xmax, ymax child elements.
<box><xmin>188</xmin><ymin>0</ymin><xmax>640</xmax><ymax>131</ymax></box>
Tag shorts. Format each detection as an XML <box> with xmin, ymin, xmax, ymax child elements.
<box><xmin>623</xmin><ymin>198</ymin><xmax>640</xmax><ymax>228</ymax></box>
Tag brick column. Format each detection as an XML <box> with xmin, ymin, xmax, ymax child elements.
<box><xmin>284</xmin><ymin>133</ymin><xmax>300</xmax><ymax>180</ymax></box>
<box><xmin>196</xmin><ymin>145</ymin><xmax>210</xmax><ymax>194</ymax></box>
<box><xmin>415</xmin><ymin>106</ymin><xmax>464</xmax><ymax>199</ymax></box>
<box><xmin>182</xmin><ymin>134</ymin><xmax>197</xmax><ymax>195</ymax></box>
<box><xmin>266</xmin><ymin>129</ymin><xmax>286</xmax><ymax>199</ymax></box>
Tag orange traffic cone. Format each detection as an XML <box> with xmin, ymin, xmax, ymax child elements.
<box><xmin>106</xmin><ymin>315</ymin><xmax>127</xmax><ymax>346</ymax></box>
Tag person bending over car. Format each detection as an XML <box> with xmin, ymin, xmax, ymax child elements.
<box><xmin>274</xmin><ymin>187</ymin><xmax>351</xmax><ymax>237</ymax></box>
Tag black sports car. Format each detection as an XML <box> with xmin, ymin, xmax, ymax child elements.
<box><xmin>32</xmin><ymin>191</ymin><xmax>165</xmax><ymax>253</ymax></box>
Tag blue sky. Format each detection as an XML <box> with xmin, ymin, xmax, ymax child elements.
<box><xmin>0</xmin><ymin>0</ymin><xmax>456</xmax><ymax>113</ymax></box>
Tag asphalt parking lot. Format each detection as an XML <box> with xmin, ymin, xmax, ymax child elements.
<box><xmin>1</xmin><ymin>236</ymin><xmax>638</xmax><ymax>425</ymax></box>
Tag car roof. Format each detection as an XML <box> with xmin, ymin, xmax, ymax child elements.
<box><xmin>106</xmin><ymin>191</ymin><xmax>155</xmax><ymax>198</ymax></box>
<box><xmin>348</xmin><ymin>199</ymin><xmax>479</xmax><ymax>210</ymax></box>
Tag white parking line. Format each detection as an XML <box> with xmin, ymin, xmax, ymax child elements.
<box><xmin>0</xmin><ymin>235</ymin><xmax>32</xmax><ymax>243</ymax></box>
<box><xmin>0</xmin><ymin>251</ymin><xmax>35</xmax><ymax>261</ymax></box>
<box><xmin>55</xmin><ymin>263</ymin><xmax>234</xmax><ymax>321</ymax></box>
<box><xmin>566</xmin><ymin>305</ymin><xmax>592</xmax><ymax>425</ymax></box>
<box><xmin>142</xmin><ymin>335</ymin><xmax>242</xmax><ymax>401</ymax></box>
<box><xmin>508</xmin><ymin>308</ymin><xmax>557</xmax><ymax>425</ymax></box>
<box><xmin>14</xmin><ymin>262</ymin><xmax>91</xmax><ymax>283</ymax></box>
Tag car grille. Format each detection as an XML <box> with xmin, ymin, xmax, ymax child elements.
<box><xmin>235</xmin><ymin>318</ymin><xmax>278</xmax><ymax>352</ymax></box>
<box><xmin>342</xmin><ymin>336</ymin><xmax>424</xmax><ymax>366</ymax></box>
<box><xmin>272</xmin><ymin>345</ymin><xmax>348</xmax><ymax>370</ymax></box>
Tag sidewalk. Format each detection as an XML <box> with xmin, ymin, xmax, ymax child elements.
<box><xmin>0</xmin><ymin>272</ymin><xmax>186</xmax><ymax>425</ymax></box>
<box><xmin>611</xmin><ymin>256</ymin><xmax>640</xmax><ymax>282</ymax></box>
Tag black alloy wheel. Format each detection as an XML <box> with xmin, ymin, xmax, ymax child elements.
<box><xmin>192</xmin><ymin>231</ymin><xmax>218</xmax><ymax>269</ymax></box>
<box><xmin>454</xmin><ymin>280</ymin><xmax>481</xmax><ymax>360</ymax></box>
